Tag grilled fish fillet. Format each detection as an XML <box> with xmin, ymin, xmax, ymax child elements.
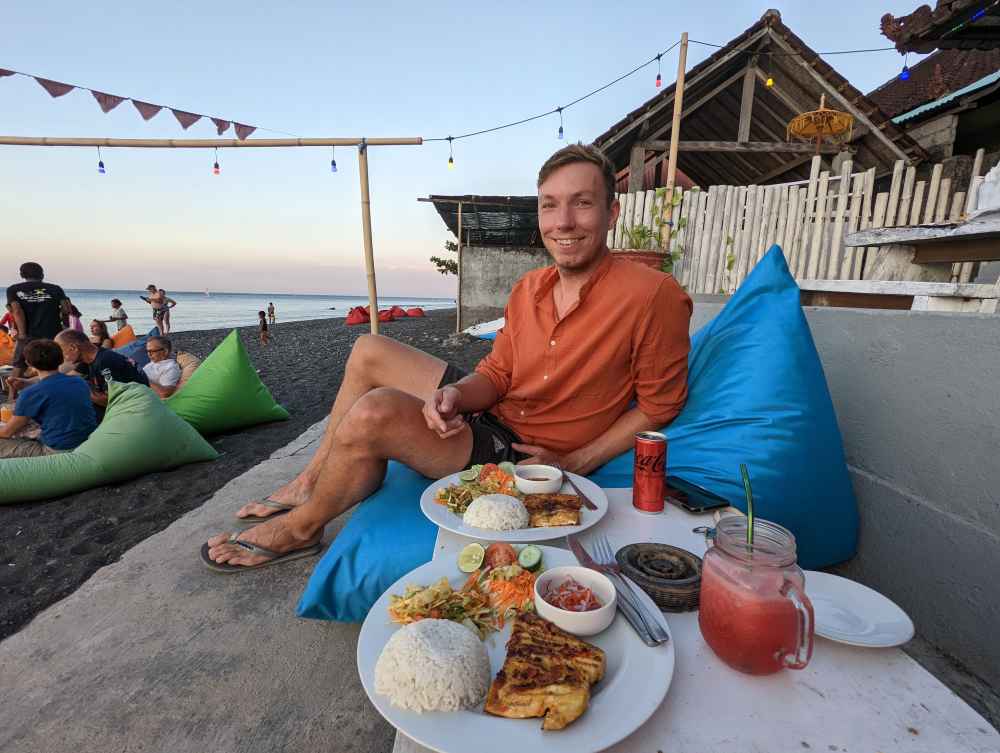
<box><xmin>522</xmin><ymin>493</ymin><xmax>583</xmax><ymax>528</ymax></box>
<box><xmin>485</xmin><ymin>612</ymin><xmax>606</xmax><ymax>730</ymax></box>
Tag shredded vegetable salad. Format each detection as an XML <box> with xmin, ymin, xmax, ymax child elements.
<box><xmin>387</xmin><ymin>542</ymin><xmax>542</xmax><ymax>639</ymax></box>
<box><xmin>434</xmin><ymin>462</ymin><xmax>520</xmax><ymax>516</ymax></box>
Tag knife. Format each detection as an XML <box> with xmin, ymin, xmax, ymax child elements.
<box><xmin>566</xmin><ymin>535</ymin><xmax>660</xmax><ymax>647</ymax></box>
<box><xmin>558</xmin><ymin>467</ymin><xmax>599</xmax><ymax>511</ymax></box>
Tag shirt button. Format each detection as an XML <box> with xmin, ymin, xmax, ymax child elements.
<box><xmin>520</xmin><ymin>410</ymin><xmax>525</xmax><ymax>416</ymax></box>
<box><xmin>543</xmin><ymin>375</ymin><xmax>548</xmax><ymax>380</ymax></box>
<box><xmin>550</xmin><ymin>340</ymin><xmax>556</xmax><ymax>346</ymax></box>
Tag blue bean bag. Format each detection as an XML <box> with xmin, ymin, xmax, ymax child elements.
<box><xmin>114</xmin><ymin>326</ymin><xmax>160</xmax><ymax>368</ymax></box>
<box><xmin>297</xmin><ymin>245</ymin><xmax>858</xmax><ymax>622</ymax></box>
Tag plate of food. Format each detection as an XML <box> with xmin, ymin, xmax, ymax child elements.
<box><xmin>357</xmin><ymin>544</ymin><xmax>674</xmax><ymax>753</ymax></box>
<box><xmin>420</xmin><ymin>462</ymin><xmax>609</xmax><ymax>543</ymax></box>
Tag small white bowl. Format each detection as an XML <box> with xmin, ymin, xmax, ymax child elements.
<box><xmin>514</xmin><ymin>464</ymin><xmax>564</xmax><ymax>495</ymax></box>
<box><xmin>533</xmin><ymin>566</ymin><xmax>617</xmax><ymax>636</ymax></box>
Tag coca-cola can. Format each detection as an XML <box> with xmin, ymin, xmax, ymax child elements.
<box><xmin>633</xmin><ymin>431</ymin><xmax>667</xmax><ymax>513</ymax></box>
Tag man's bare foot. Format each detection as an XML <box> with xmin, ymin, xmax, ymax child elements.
<box><xmin>235</xmin><ymin>484</ymin><xmax>311</xmax><ymax>520</ymax></box>
<box><xmin>206</xmin><ymin>516</ymin><xmax>321</xmax><ymax>568</ymax></box>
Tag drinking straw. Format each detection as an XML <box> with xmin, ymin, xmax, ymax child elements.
<box><xmin>740</xmin><ymin>463</ymin><xmax>755</xmax><ymax>549</ymax></box>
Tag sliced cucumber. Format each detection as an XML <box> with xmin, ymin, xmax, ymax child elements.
<box><xmin>517</xmin><ymin>544</ymin><xmax>543</xmax><ymax>572</ymax></box>
<box><xmin>458</xmin><ymin>468</ymin><xmax>479</xmax><ymax>482</ymax></box>
<box><xmin>458</xmin><ymin>543</ymin><xmax>486</xmax><ymax>573</ymax></box>
<box><xmin>498</xmin><ymin>461</ymin><xmax>516</xmax><ymax>476</ymax></box>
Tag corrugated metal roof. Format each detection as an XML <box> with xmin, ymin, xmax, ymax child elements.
<box><xmin>892</xmin><ymin>69</ymin><xmax>1000</xmax><ymax>123</ymax></box>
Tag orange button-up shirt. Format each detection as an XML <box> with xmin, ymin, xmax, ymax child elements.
<box><xmin>476</xmin><ymin>254</ymin><xmax>692</xmax><ymax>455</ymax></box>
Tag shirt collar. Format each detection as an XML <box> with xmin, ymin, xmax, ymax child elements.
<box><xmin>532</xmin><ymin>251</ymin><xmax>614</xmax><ymax>304</ymax></box>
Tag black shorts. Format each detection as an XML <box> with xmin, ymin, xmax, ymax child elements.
<box><xmin>12</xmin><ymin>337</ymin><xmax>35</xmax><ymax>369</ymax></box>
<box><xmin>438</xmin><ymin>363</ymin><xmax>529</xmax><ymax>467</ymax></box>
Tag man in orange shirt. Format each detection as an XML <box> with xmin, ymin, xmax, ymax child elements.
<box><xmin>204</xmin><ymin>144</ymin><xmax>692</xmax><ymax>571</ymax></box>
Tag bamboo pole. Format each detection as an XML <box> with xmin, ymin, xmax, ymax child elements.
<box><xmin>456</xmin><ymin>202</ymin><xmax>464</xmax><ymax>335</ymax></box>
<box><xmin>0</xmin><ymin>136</ymin><xmax>423</xmax><ymax>147</ymax></box>
<box><xmin>664</xmin><ymin>33</ymin><xmax>689</xmax><ymax>196</ymax></box>
<box><xmin>357</xmin><ymin>141</ymin><xmax>380</xmax><ymax>336</ymax></box>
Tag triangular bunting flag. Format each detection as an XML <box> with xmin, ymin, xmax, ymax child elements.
<box><xmin>92</xmin><ymin>91</ymin><xmax>125</xmax><ymax>113</ymax></box>
<box><xmin>35</xmin><ymin>77</ymin><xmax>74</xmax><ymax>98</ymax></box>
<box><xmin>131</xmin><ymin>100</ymin><xmax>162</xmax><ymax>120</ymax></box>
<box><xmin>234</xmin><ymin>123</ymin><xmax>256</xmax><ymax>140</ymax></box>
<box><xmin>172</xmin><ymin>109</ymin><xmax>202</xmax><ymax>130</ymax></box>
<box><xmin>211</xmin><ymin>117</ymin><xmax>231</xmax><ymax>135</ymax></box>
<box><xmin>0</xmin><ymin>69</ymin><xmax>15</xmax><ymax>78</ymax></box>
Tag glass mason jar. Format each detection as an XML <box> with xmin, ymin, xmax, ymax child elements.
<box><xmin>698</xmin><ymin>517</ymin><xmax>814</xmax><ymax>675</ymax></box>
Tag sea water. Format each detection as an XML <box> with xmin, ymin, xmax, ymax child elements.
<box><xmin>62</xmin><ymin>289</ymin><xmax>455</xmax><ymax>334</ymax></box>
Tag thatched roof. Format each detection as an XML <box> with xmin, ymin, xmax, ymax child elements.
<box><xmin>593</xmin><ymin>10</ymin><xmax>927</xmax><ymax>187</ymax></box>
<box><xmin>422</xmin><ymin>195</ymin><xmax>542</xmax><ymax>248</ymax></box>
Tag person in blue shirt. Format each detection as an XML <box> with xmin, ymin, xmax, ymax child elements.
<box><xmin>0</xmin><ymin>339</ymin><xmax>96</xmax><ymax>458</ymax></box>
<box><xmin>53</xmin><ymin>328</ymin><xmax>148</xmax><ymax>411</ymax></box>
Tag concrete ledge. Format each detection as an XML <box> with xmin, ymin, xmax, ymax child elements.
<box><xmin>0</xmin><ymin>418</ymin><xmax>394</xmax><ymax>753</ymax></box>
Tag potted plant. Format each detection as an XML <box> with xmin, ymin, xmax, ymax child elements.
<box><xmin>612</xmin><ymin>187</ymin><xmax>691</xmax><ymax>274</ymax></box>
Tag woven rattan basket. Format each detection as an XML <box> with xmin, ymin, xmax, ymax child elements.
<box><xmin>615</xmin><ymin>543</ymin><xmax>702</xmax><ymax>612</ymax></box>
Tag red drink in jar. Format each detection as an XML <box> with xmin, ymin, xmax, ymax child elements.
<box><xmin>632</xmin><ymin>431</ymin><xmax>666</xmax><ymax>513</ymax></box>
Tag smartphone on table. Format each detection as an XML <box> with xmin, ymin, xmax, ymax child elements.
<box><xmin>664</xmin><ymin>475</ymin><xmax>730</xmax><ymax>513</ymax></box>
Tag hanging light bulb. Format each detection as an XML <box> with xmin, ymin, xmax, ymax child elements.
<box><xmin>764</xmin><ymin>53</ymin><xmax>774</xmax><ymax>88</ymax></box>
<box><xmin>655</xmin><ymin>54</ymin><xmax>662</xmax><ymax>88</ymax></box>
<box><xmin>447</xmin><ymin>137</ymin><xmax>455</xmax><ymax>169</ymax></box>
<box><xmin>557</xmin><ymin>107</ymin><xmax>564</xmax><ymax>140</ymax></box>
<box><xmin>330</xmin><ymin>145</ymin><xmax>338</xmax><ymax>173</ymax></box>
<box><xmin>97</xmin><ymin>146</ymin><xmax>106</xmax><ymax>175</ymax></box>
<box><xmin>212</xmin><ymin>147</ymin><xmax>221</xmax><ymax>175</ymax></box>
<box><xmin>899</xmin><ymin>54</ymin><xmax>910</xmax><ymax>81</ymax></box>
<box><xmin>766</xmin><ymin>76</ymin><xmax>774</xmax><ymax>88</ymax></box>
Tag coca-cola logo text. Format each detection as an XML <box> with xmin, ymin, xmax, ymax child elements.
<box><xmin>635</xmin><ymin>453</ymin><xmax>665</xmax><ymax>475</ymax></box>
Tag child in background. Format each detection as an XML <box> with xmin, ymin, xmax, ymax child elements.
<box><xmin>68</xmin><ymin>303</ymin><xmax>84</xmax><ymax>332</ymax></box>
<box><xmin>258</xmin><ymin>310</ymin><xmax>270</xmax><ymax>346</ymax></box>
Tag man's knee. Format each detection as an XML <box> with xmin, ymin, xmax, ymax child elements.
<box><xmin>347</xmin><ymin>334</ymin><xmax>387</xmax><ymax>373</ymax></box>
<box><xmin>335</xmin><ymin>388</ymin><xmax>408</xmax><ymax>448</ymax></box>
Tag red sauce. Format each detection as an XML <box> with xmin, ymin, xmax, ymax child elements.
<box><xmin>544</xmin><ymin>578</ymin><xmax>602</xmax><ymax>612</ymax></box>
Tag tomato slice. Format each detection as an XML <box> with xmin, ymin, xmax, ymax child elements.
<box><xmin>484</xmin><ymin>542</ymin><xmax>518</xmax><ymax>569</ymax></box>
<box><xmin>478</xmin><ymin>463</ymin><xmax>500</xmax><ymax>483</ymax></box>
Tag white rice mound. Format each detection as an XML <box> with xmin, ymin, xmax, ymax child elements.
<box><xmin>374</xmin><ymin>619</ymin><xmax>491</xmax><ymax>712</ymax></box>
<box><xmin>463</xmin><ymin>493</ymin><xmax>530</xmax><ymax>531</ymax></box>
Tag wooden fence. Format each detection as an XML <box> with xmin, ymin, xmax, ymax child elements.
<box><xmin>608</xmin><ymin>151</ymin><xmax>988</xmax><ymax>294</ymax></box>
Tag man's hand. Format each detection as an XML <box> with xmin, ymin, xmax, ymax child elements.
<box><xmin>90</xmin><ymin>390</ymin><xmax>109</xmax><ymax>407</ymax></box>
<box><xmin>423</xmin><ymin>386</ymin><xmax>466</xmax><ymax>439</ymax></box>
<box><xmin>513</xmin><ymin>442</ymin><xmax>569</xmax><ymax>470</ymax></box>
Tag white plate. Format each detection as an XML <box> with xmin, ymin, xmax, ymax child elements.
<box><xmin>420</xmin><ymin>471</ymin><xmax>609</xmax><ymax>543</ymax></box>
<box><xmin>358</xmin><ymin>546</ymin><xmax>674</xmax><ymax>753</ymax></box>
<box><xmin>804</xmin><ymin>570</ymin><xmax>915</xmax><ymax>648</ymax></box>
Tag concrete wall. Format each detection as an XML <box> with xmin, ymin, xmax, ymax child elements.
<box><xmin>689</xmin><ymin>296</ymin><xmax>1000</xmax><ymax>689</ymax></box>
<box><xmin>460</xmin><ymin>245</ymin><xmax>551</xmax><ymax>326</ymax></box>
<box><xmin>907</xmin><ymin>114</ymin><xmax>959</xmax><ymax>161</ymax></box>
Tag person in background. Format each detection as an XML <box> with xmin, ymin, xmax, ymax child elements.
<box><xmin>6</xmin><ymin>262</ymin><xmax>71</xmax><ymax>401</ymax></box>
<box><xmin>258</xmin><ymin>310</ymin><xmax>270</xmax><ymax>346</ymax></box>
<box><xmin>0</xmin><ymin>339</ymin><xmax>96</xmax><ymax>458</ymax></box>
<box><xmin>142</xmin><ymin>336</ymin><xmax>182</xmax><ymax>398</ymax></box>
<box><xmin>89</xmin><ymin>320</ymin><xmax>114</xmax><ymax>349</ymax></box>
<box><xmin>267</xmin><ymin>302</ymin><xmax>276</xmax><ymax>326</ymax></box>
<box><xmin>141</xmin><ymin>285</ymin><xmax>167</xmax><ymax>331</ymax></box>
<box><xmin>102</xmin><ymin>298</ymin><xmax>128</xmax><ymax>332</ymax></box>
<box><xmin>158</xmin><ymin>289</ymin><xmax>177</xmax><ymax>334</ymax></box>
<box><xmin>53</xmin><ymin>328</ymin><xmax>148</xmax><ymax>412</ymax></box>
<box><xmin>0</xmin><ymin>305</ymin><xmax>15</xmax><ymax>337</ymax></box>
<box><xmin>68</xmin><ymin>302</ymin><xmax>85</xmax><ymax>332</ymax></box>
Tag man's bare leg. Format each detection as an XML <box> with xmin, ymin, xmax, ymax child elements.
<box><xmin>236</xmin><ymin>335</ymin><xmax>451</xmax><ymax>520</ymax></box>
<box><xmin>207</xmin><ymin>387</ymin><xmax>472</xmax><ymax>566</ymax></box>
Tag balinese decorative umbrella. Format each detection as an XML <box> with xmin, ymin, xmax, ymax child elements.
<box><xmin>787</xmin><ymin>95</ymin><xmax>854</xmax><ymax>154</ymax></box>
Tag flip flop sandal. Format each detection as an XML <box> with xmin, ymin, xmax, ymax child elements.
<box><xmin>200</xmin><ymin>533</ymin><xmax>323</xmax><ymax>573</ymax></box>
<box><xmin>234</xmin><ymin>497</ymin><xmax>296</xmax><ymax>526</ymax></box>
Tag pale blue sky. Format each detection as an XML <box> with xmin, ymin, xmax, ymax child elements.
<box><xmin>1</xmin><ymin>1</ymin><xmax>924</xmax><ymax>296</ymax></box>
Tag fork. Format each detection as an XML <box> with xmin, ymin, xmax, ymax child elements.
<box><xmin>593</xmin><ymin>534</ymin><xmax>671</xmax><ymax>643</ymax></box>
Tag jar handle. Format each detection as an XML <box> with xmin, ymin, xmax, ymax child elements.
<box><xmin>780</xmin><ymin>579</ymin><xmax>814</xmax><ymax>670</ymax></box>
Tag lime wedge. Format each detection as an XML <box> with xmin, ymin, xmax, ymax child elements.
<box><xmin>498</xmin><ymin>461</ymin><xmax>516</xmax><ymax>476</ymax></box>
<box><xmin>457</xmin><ymin>543</ymin><xmax>486</xmax><ymax>573</ymax></box>
<box><xmin>458</xmin><ymin>468</ymin><xmax>479</xmax><ymax>482</ymax></box>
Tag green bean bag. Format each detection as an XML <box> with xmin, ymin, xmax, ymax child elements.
<box><xmin>165</xmin><ymin>330</ymin><xmax>289</xmax><ymax>435</ymax></box>
<box><xmin>0</xmin><ymin>382</ymin><xmax>218</xmax><ymax>504</ymax></box>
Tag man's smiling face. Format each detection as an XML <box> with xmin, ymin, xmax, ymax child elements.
<box><xmin>538</xmin><ymin>161</ymin><xmax>619</xmax><ymax>273</ymax></box>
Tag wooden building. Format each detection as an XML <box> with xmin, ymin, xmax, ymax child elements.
<box><xmin>593</xmin><ymin>10</ymin><xmax>927</xmax><ymax>190</ymax></box>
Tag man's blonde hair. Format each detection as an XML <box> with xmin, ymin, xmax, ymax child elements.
<box><xmin>537</xmin><ymin>144</ymin><xmax>617</xmax><ymax>208</ymax></box>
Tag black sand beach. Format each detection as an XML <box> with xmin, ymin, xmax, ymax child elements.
<box><xmin>0</xmin><ymin>309</ymin><xmax>491</xmax><ymax>640</ymax></box>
